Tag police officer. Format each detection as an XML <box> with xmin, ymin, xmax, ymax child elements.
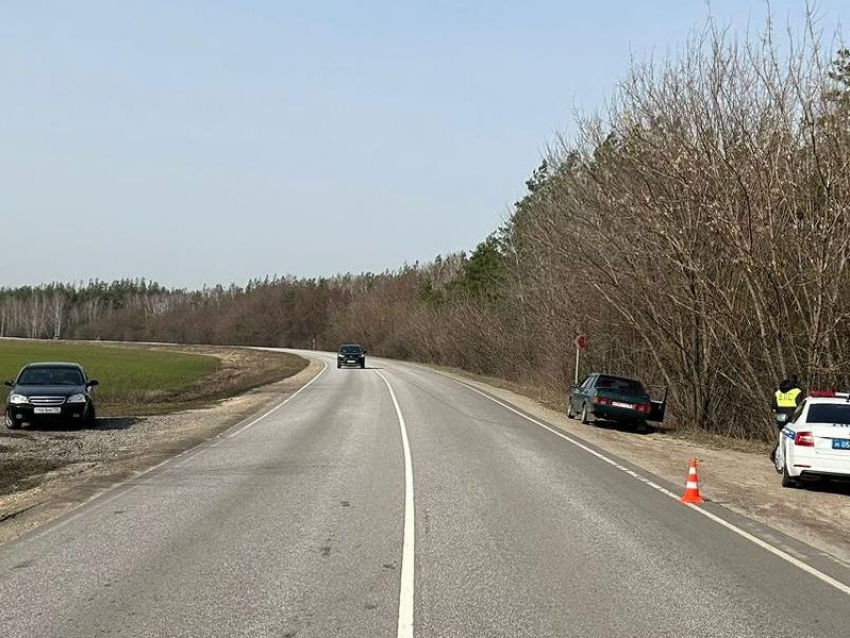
<box><xmin>771</xmin><ymin>374</ymin><xmax>803</xmax><ymax>462</ymax></box>
<box><xmin>773</xmin><ymin>374</ymin><xmax>803</xmax><ymax>422</ymax></box>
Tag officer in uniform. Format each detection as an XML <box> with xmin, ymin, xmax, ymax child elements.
<box><xmin>773</xmin><ymin>374</ymin><xmax>803</xmax><ymax>421</ymax></box>
<box><xmin>771</xmin><ymin>374</ymin><xmax>803</xmax><ymax>461</ymax></box>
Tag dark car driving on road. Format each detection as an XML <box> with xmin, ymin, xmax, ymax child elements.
<box><xmin>4</xmin><ymin>362</ymin><xmax>99</xmax><ymax>429</ymax></box>
<box><xmin>337</xmin><ymin>344</ymin><xmax>367</xmax><ymax>369</ymax></box>
<box><xmin>568</xmin><ymin>373</ymin><xmax>665</xmax><ymax>428</ymax></box>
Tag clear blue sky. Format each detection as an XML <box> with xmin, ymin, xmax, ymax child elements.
<box><xmin>0</xmin><ymin>1</ymin><xmax>844</xmax><ymax>288</ymax></box>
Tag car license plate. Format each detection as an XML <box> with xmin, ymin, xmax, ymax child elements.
<box><xmin>612</xmin><ymin>401</ymin><xmax>634</xmax><ymax>409</ymax></box>
<box><xmin>33</xmin><ymin>407</ymin><xmax>61</xmax><ymax>415</ymax></box>
<box><xmin>832</xmin><ymin>439</ymin><xmax>850</xmax><ymax>450</ymax></box>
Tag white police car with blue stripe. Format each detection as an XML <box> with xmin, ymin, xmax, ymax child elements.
<box><xmin>775</xmin><ymin>391</ymin><xmax>850</xmax><ymax>488</ymax></box>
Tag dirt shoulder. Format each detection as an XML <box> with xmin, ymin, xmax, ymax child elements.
<box><xmin>78</xmin><ymin>341</ymin><xmax>309</xmax><ymax>416</ymax></box>
<box><xmin>428</xmin><ymin>365</ymin><xmax>850</xmax><ymax>565</ymax></box>
<box><xmin>0</xmin><ymin>352</ymin><xmax>320</xmax><ymax>545</ymax></box>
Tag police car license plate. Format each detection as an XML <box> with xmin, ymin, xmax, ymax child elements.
<box><xmin>33</xmin><ymin>407</ymin><xmax>61</xmax><ymax>415</ymax></box>
<box><xmin>832</xmin><ymin>439</ymin><xmax>850</xmax><ymax>450</ymax></box>
<box><xmin>612</xmin><ymin>401</ymin><xmax>634</xmax><ymax>409</ymax></box>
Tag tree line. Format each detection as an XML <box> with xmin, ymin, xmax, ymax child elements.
<box><xmin>3</xmin><ymin>21</ymin><xmax>849</xmax><ymax>440</ymax></box>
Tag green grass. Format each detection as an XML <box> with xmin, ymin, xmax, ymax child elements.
<box><xmin>0</xmin><ymin>340</ymin><xmax>220</xmax><ymax>410</ymax></box>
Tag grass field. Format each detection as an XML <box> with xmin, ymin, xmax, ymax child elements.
<box><xmin>0</xmin><ymin>340</ymin><xmax>308</xmax><ymax>512</ymax></box>
<box><xmin>0</xmin><ymin>340</ymin><xmax>220</xmax><ymax>413</ymax></box>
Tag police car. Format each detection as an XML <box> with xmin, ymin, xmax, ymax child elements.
<box><xmin>774</xmin><ymin>391</ymin><xmax>850</xmax><ymax>488</ymax></box>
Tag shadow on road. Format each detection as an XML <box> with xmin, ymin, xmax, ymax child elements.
<box><xmin>585</xmin><ymin>418</ymin><xmax>660</xmax><ymax>436</ymax></box>
<box><xmin>92</xmin><ymin>417</ymin><xmax>144</xmax><ymax>431</ymax></box>
<box><xmin>799</xmin><ymin>478</ymin><xmax>850</xmax><ymax>496</ymax></box>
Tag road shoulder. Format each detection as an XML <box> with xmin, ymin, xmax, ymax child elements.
<box><xmin>424</xmin><ymin>364</ymin><xmax>850</xmax><ymax>566</ymax></box>
<box><xmin>0</xmin><ymin>355</ymin><xmax>321</xmax><ymax>545</ymax></box>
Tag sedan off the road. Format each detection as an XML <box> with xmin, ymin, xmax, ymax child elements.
<box><xmin>567</xmin><ymin>373</ymin><xmax>665</xmax><ymax>427</ymax></box>
<box><xmin>4</xmin><ymin>362</ymin><xmax>99</xmax><ymax>429</ymax></box>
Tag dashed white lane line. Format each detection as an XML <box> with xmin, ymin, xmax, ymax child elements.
<box><xmin>435</xmin><ymin>371</ymin><xmax>850</xmax><ymax>599</ymax></box>
<box><xmin>376</xmin><ymin>370</ymin><xmax>415</xmax><ymax>638</ymax></box>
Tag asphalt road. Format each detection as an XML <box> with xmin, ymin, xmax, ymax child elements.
<box><xmin>3</xmin><ymin>351</ymin><xmax>850</xmax><ymax>637</ymax></box>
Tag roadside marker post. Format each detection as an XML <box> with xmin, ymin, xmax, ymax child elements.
<box><xmin>573</xmin><ymin>335</ymin><xmax>588</xmax><ymax>384</ymax></box>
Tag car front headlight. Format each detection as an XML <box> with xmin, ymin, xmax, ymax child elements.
<box><xmin>9</xmin><ymin>394</ymin><xmax>29</xmax><ymax>405</ymax></box>
<box><xmin>66</xmin><ymin>394</ymin><xmax>87</xmax><ymax>404</ymax></box>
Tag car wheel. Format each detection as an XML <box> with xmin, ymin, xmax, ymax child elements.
<box><xmin>4</xmin><ymin>413</ymin><xmax>20</xmax><ymax>430</ymax></box>
<box><xmin>566</xmin><ymin>402</ymin><xmax>575</xmax><ymax>419</ymax></box>
<box><xmin>337</xmin><ymin>362</ymin><xmax>341</xmax><ymax>369</ymax></box>
<box><xmin>86</xmin><ymin>404</ymin><xmax>97</xmax><ymax>426</ymax></box>
<box><xmin>580</xmin><ymin>403</ymin><xmax>592</xmax><ymax>425</ymax></box>
<box><xmin>773</xmin><ymin>444</ymin><xmax>783</xmax><ymax>473</ymax></box>
<box><xmin>781</xmin><ymin>461</ymin><xmax>800</xmax><ymax>489</ymax></box>
<box><xmin>360</xmin><ymin>362</ymin><xmax>366</xmax><ymax>369</ymax></box>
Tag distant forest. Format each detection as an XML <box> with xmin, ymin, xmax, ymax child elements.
<box><xmin>4</xmin><ymin>23</ymin><xmax>850</xmax><ymax>440</ymax></box>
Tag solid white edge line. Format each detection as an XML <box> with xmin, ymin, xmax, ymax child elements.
<box><xmin>226</xmin><ymin>360</ymin><xmax>328</xmax><ymax>439</ymax></box>
<box><xmin>431</xmin><ymin>370</ymin><xmax>850</xmax><ymax>599</ymax></box>
<box><xmin>376</xmin><ymin>370</ymin><xmax>415</xmax><ymax>638</ymax></box>
<box><xmin>8</xmin><ymin>358</ymin><xmax>328</xmax><ymax>549</ymax></box>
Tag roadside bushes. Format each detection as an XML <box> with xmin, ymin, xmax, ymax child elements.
<box><xmin>335</xmin><ymin>20</ymin><xmax>850</xmax><ymax>440</ymax></box>
<box><xmin>2</xmin><ymin>18</ymin><xmax>848</xmax><ymax>441</ymax></box>
<box><xmin>455</xmin><ymin>22</ymin><xmax>850</xmax><ymax>439</ymax></box>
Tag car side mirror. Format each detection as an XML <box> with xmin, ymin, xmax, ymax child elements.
<box><xmin>3</xmin><ymin>380</ymin><xmax>13</xmax><ymax>388</ymax></box>
<box><xmin>363</xmin><ymin>350</ymin><xmax>368</xmax><ymax>355</ymax></box>
<box><xmin>87</xmin><ymin>379</ymin><xmax>100</xmax><ymax>387</ymax></box>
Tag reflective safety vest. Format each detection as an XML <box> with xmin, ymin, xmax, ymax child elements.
<box><xmin>775</xmin><ymin>387</ymin><xmax>802</xmax><ymax>408</ymax></box>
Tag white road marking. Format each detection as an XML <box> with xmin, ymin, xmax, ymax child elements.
<box><xmin>227</xmin><ymin>360</ymin><xmax>328</xmax><ymax>439</ymax></box>
<box><xmin>376</xmin><ymin>370</ymin><xmax>415</xmax><ymax>638</ymax></box>
<box><xmin>9</xmin><ymin>360</ymin><xmax>328</xmax><ymax>550</ymax></box>
<box><xmin>436</xmin><ymin>371</ymin><xmax>850</xmax><ymax>599</ymax></box>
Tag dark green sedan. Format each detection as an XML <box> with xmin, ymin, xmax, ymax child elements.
<box><xmin>567</xmin><ymin>373</ymin><xmax>665</xmax><ymax>427</ymax></box>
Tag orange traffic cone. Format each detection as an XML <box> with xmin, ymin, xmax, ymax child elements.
<box><xmin>680</xmin><ymin>458</ymin><xmax>705</xmax><ymax>504</ymax></box>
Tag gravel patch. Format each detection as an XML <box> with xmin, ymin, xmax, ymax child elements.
<box><xmin>0</xmin><ymin>357</ymin><xmax>321</xmax><ymax>545</ymax></box>
<box><xmin>430</xmin><ymin>365</ymin><xmax>850</xmax><ymax>565</ymax></box>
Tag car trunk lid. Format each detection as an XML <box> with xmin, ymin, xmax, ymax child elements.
<box><xmin>809</xmin><ymin>423</ymin><xmax>850</xmax><ymax>457</ymax></box>
<box><xmin>595</xmin><ymin>389</ymin><xmax>652</xmax><ymax>413</ymax></box>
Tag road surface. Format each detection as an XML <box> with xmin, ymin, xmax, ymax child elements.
<box><xmin>2</xmin><ymin>351</ymin><xmax>850</xmax><ymax>637</ymax></box>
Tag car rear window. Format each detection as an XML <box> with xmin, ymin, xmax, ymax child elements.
<box><xmin>18</xmin><ymin>367</ymin><xmax>84</xmax><ymax>386</ymax></box>
<box><xmin>595</xmin><ymin>375</ymin><xmax>647</xmax><ymax>395</ymax></box>
<box><xmin>806</xmin><ymin>404</ymin><xmax>850</xmax><ymax>425</ymax></box>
